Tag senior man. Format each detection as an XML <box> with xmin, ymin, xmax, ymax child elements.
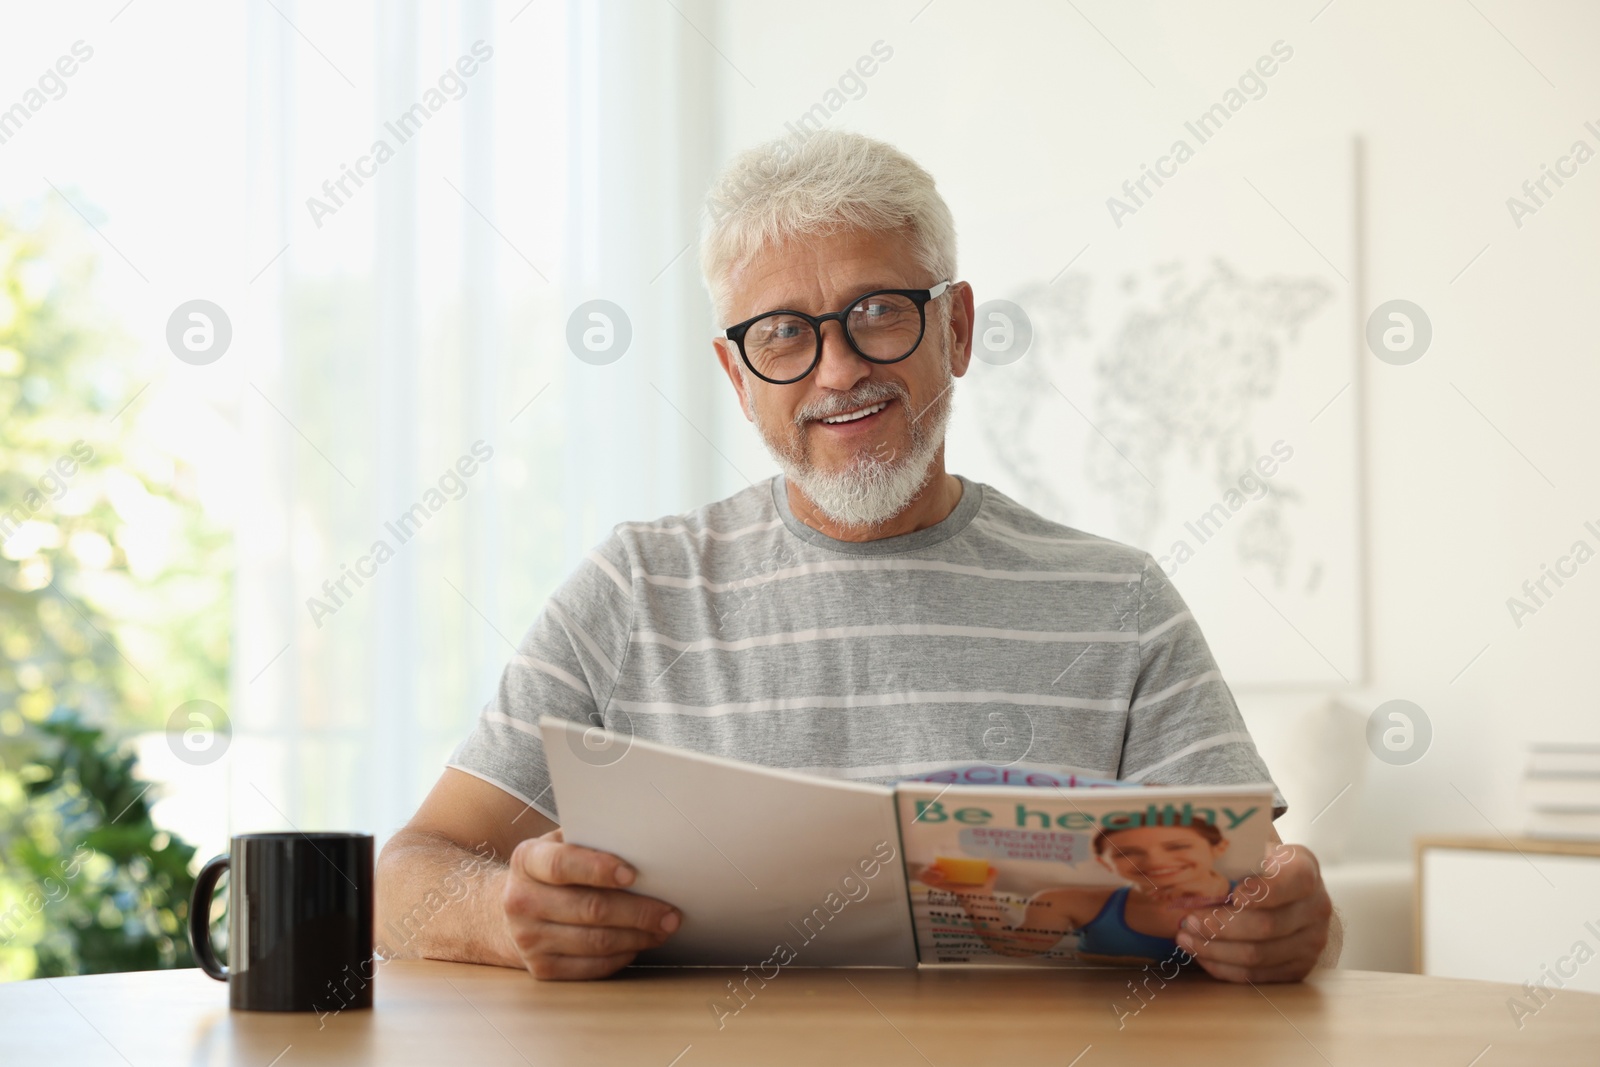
<box><xmin>377</xmin><ymin>130</ymin><xmax>1338</xmax><ymax>983</ymax></box>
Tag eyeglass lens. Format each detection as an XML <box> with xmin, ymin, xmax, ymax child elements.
<box><xmin>743</xmin><ymin>292</ymin><xmax>923</xmax><ymax>382</ymax></box>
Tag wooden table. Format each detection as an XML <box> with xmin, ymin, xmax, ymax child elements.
<box><xmin>4</xmin><ymin>960</ymin><xmax>1598</xmax><ymax>1065</ymax></box>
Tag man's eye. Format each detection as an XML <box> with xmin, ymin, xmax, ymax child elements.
<box><xmin>858</xmin><ymin>301</ymin><xmax>892</xmax><ymax>318</ymax></box>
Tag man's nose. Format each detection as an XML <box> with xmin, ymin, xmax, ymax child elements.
<box><xmin>812</xmin><ymin>320</ymin><xmax>871</xmax><ymax>393</ymax></box>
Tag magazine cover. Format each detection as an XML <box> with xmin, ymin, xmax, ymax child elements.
<box><xmin>895</xmin><ymin>776</ymin><xmax>1274</xmax><ymax>966</ymax></box>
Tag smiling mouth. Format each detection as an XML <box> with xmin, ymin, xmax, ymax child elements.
<box><xmin>816</xmin><ymin>400</ymin><xmax>890</xmax><ymax>426</ymax></box>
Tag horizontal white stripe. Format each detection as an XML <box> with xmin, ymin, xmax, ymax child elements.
<box><xmin>611</xmin><ymin>688</ymin><xmax>1128</xmax><ymax>718</ymax></box>
<box><xmin>1123</xmin><ymin>731</ymin><xmax>1255</xmax><ymax>782</ymax></box>
<box><xmin>585</xmin><ymin>550</ymin><xmax>631</xmax><ymax>595</ymax></box>
<box><xmin>616</xmin><ymin>517</ymin><xmax>784</xmax><ymax>541</ymax></box>
<box><xmin>480</xmin><ymin>710</ymin><xmax>541</xmax><ymax>737</ymax></box>
<box><xmin>970</xmin><ymin>514</ymin><xmax>1103</xmax><ymax>547</ymax></box>
<box><xmin>545</xmin><ymin>603</ymin><xmax>618</xmax><ymax>679</ymax></box>
<box><xmin>1139</xmin><ymin>611</ymin><xmax>1193</xmax><ymax>645</ymax></box>
<box><xmin>632</xmin><ymin>624</ymin><xmax>1137</xmax><ymax>653</ymax></box>
<box><xmin>637</xmin><ymin>558</ymin><xmax>1139</xmax><ymax>594</ymax></box>
<box><xmin>513</xmin><ymin>654</ymin><xmax>592</xmax><ymax>698</ymax></box>
<box><xmin>1129</xmin><ymin>669</ymin><xmax>1223</xmax><ymax>712</ymax></box>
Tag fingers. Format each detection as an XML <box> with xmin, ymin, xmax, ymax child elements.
<box><xmin>511</xmin><ymin>832</ymin><xmax>638</xmax><ymax>889</ymax></box>
<box><xmin>523</xmin><ymin>951</ymin><xmax>641</xmax><ymax>982</ymax></box>
<box><xmin>1181</xmin><ymin>892</ymin><xmax>1330</xmax><ymax>945</ymax></box>
<box><xmin>1178</xmin><ymin>917</ymin><xmax>1327</xmax><ymax>972</ymax></box>
<box><xmin>539</xmin><ymin>884</ymin><xmax>681</xmax><ymax>935</ymax></box>
<box><xmin>501</xmin><ymin>832</ymin><xmax>684</xmax><ymax>982</ymax></box>
<box><xmin>1173</xmin><ymin>844</ymin><xmax>1333</xmax><ymax>983</ymax></box>
<box><xmin>1193</xmin><ymin>954</ymin><xmax>1318</xmax><ymax>984</ymax></box>
<box><xmin>1257</xmin><ymin>845</ymin><xmax>1320</xmax><ymax>899</ymax></box>
<box><xmin>516</xmin><ymin>917</ymin><xmax>670</xmax><ymax>958</ymax></box>
<box><xmin>503</xmin><ymin>891</ymin><xmax>670</xmax><ymax>981</ymax></box>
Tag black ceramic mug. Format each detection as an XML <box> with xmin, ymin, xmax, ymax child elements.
<box><xmin>188</xmin><ymin>832</ymin><xmax>375</xmax><ymax>1012</ymax></box>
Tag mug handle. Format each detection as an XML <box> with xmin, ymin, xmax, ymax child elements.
<box><xmin>189</xmin><ymin>854</ymin><xmax>230</xmax><ymax>981</ymax></box>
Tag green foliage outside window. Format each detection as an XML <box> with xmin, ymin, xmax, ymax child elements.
<box><xmin>0</xmin><ymin>199</ymin><xmax>231</xmax><ymax>980</ymax></box>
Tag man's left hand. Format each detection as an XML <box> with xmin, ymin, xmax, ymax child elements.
<box><xmin>1173</xmin><ymin>842</ymin><xmax>1334</xmax><ymax>983</ymax></box>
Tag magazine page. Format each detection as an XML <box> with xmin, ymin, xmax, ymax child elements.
<box><xmin>895</xmin><ymin>780</ymin><xmax>1274</xmax><ymax>966</ymax></box>
<box><xmin>540</xmin><ymin>717</ymin><xmax>918</xmax><ymax>968</ymax></box>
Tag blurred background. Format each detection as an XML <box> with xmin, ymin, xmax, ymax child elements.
<box><xmin>2</xmin><ymin>0</ymin><xmax>1597</xmax><ymax>988</ymax></box>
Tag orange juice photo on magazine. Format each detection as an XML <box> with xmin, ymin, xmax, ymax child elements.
<box><xmin>931</xmin><ymin>856</ymin><xmax>991</xmax><ymax>885</ymax></box>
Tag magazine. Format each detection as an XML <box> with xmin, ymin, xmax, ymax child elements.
<box><xmin>540</xmin><ymin>716</ymin><xmax>1274</xmax><ymax>968</ymax></box>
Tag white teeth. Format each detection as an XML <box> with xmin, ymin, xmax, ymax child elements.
<box><xmin>821</xmin><ymin>401</ymin><xmax>887</xmax><ymax>425</ymax></box>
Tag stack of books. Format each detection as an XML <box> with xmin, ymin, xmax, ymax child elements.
<box><xmin>1523</xmin><ymin>743</ymin><xmax>1600</xmax><ymax>840</ymax></box>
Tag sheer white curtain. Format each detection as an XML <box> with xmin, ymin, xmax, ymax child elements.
<box><xmin>232</xmin><ymin>0</ymin><xmax>719</xmax><ymax>847</ymax></box>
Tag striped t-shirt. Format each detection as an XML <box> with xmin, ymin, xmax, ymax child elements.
<box><xmin>448</xmin><ymin>474</ymin><xmax>1286</xmax><ymax>821</ymax></box>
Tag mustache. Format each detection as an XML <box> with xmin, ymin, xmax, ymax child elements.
<box><xmin>792</xmin><ymin>380</ymin><xmax>910</xmax><ymax>427</ymax></box>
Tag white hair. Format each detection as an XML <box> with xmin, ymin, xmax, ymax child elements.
<box><xmin>698</xmin><ymin>129</ymin><xmax>958</xmax><ymax>323</ymax></box>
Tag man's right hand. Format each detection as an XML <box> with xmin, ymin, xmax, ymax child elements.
<box><xmin>501</xmin><ymin>828</ymin><xmax>682</xmax><ymax>980</ymax></box>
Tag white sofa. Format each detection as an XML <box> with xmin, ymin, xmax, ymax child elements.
<box><xmin>1238</xmin><ymin>692</ymin><xmax>1416</xmax><ymax>972</ymax></box>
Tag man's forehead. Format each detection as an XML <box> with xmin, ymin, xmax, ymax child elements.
<box><xmin>725</xmin><ymin>229</ymin><xmax>922</xmax><ymax>316</ymax></box>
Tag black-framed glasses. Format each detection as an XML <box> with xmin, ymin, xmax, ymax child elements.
<box><xmin>719</xmin><ymin>280</ymin><xmax>952</xmax><ymax>385</ymax></box>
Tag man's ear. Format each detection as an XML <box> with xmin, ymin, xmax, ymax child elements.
<box><xmin>947</xmin><ymin>281</ymin><xmax>976</xmax><ymax>379</ymax></box>
<box><xmin>714</xmin><ymin>339</ymin><xmax>755</xmax><ymax>422</ymax></box>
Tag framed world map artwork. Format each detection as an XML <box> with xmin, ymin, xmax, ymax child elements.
<box><xmin>950</xmin><ymin>137</ymin><xmax>1366</xmax><ymax>687</ymax></box>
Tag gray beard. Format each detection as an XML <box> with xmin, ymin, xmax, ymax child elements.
<box><xmin>754</xmin><ymin>351</ymin><xmax>955</xmax><ymax>531</ymax></box>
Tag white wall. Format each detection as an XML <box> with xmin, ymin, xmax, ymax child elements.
<box><xmin>701</xmin><ymin>0</ymin><xmax>1600</xmax><ymax>861</ymax></box>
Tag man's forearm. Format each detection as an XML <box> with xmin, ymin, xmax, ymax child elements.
<box><xmin>375</xmin><ymin>829</ymin><xmax>521</xmax><ymax>968</ymax></box>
